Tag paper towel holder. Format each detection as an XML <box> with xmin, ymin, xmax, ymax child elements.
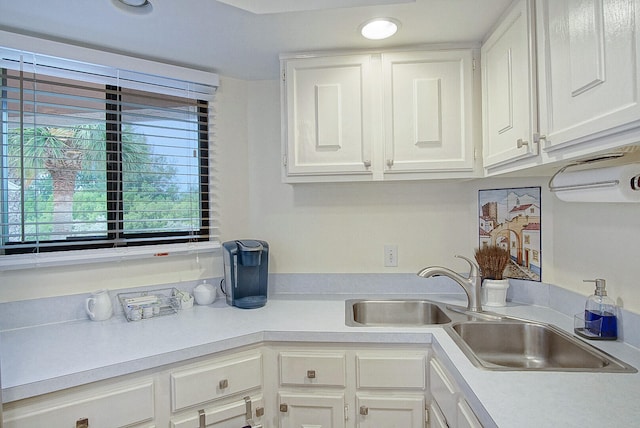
<box><xmin>548</xmin><ymin>153</ymin><xmax>626</xmax><ymax>193</ymax></box>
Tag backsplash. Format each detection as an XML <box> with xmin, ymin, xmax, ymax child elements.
<box><xmin>1</xmin><ymin>274</ymin><xmax>639</xmax><ymax>348</ymax></box>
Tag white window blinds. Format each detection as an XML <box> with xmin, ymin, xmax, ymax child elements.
<box><xmin>0</xmin><ymin>47</ymin><xmax>218</xmax><ymax>254</ymax></box>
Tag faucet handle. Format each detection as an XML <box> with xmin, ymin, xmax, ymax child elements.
<box><xmin>454</xmin><ymin>255</ymin><xmax>480</xmax><ymax>278</ymax></box>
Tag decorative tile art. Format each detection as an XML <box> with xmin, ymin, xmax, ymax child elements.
<box><xmin>478</xmin><ymin>186</ymin><xmax>541</xmax><ymax>281</ymax></box>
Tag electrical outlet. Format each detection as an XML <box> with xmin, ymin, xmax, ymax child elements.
<box><xmin>384</xmin><ymin>245</ymin><xmax>398</xmax><ymax>267</ymax></box>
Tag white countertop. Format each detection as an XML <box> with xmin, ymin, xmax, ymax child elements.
<box><xmin>2</xmin><ymin>294</ymin><xmax>640</xmax><ymax>427</ymax></box>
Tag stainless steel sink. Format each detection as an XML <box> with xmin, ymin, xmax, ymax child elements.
<box><xmin>345</xmin><ymin>299</ymin><xmax>452</xmax><ymax>327</ymax></box>
<box><xmin>449</xmin><ymin>320</ymin><xmax>636</xmax><ymax>372</ymax></box>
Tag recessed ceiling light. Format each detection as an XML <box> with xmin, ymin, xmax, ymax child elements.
<box><xmin>360</xmin><ymin>18</ymin><xmax>400</xmax><ymax>40</ymax></box>
<box><xmin>119</xmin><ymin>0</ymin><xmax>149</xmax><ymax>6</ymax></box>
<box><xmin>112</xmin><ymin>0</ymin><xmax>152</xmax><ymax>14</ymax></box>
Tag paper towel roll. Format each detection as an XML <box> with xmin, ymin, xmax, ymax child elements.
<box><xmin>551</xmin><ymin>163</ymin><xmax>640</xmax><ymax>203</ymax></box>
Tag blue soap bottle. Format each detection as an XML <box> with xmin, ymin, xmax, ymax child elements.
<box><xmin>583</xmin><ymin>279</ymin><xmax>618</xmax><ymax>340</ymax></box>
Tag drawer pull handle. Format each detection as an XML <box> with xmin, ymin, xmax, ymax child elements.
<box><xmin>219</xmin><ymin>378</ymin><xmax>229</xmax><ymax>389</ymax></box>
<box><xmin>360</xmin><ymin>405</ymin><xmax>369</xmax><ymax>416</ymax></box>
<box><xmin>280</xmin><ymin>403</ymin><xmax>289</xmax><ymax>412</ymax></box>
<box><xmin>307</xmin><ymin>369</ymin><xmax>316</xmax><ymax>379</ymax></box>
<box><xmin>199</xmin><ymin>409</ymin><xmax>206</xmax><ymax>428</ymax></box>
<box><xmin>76</xmin><ymin>418</ymin><xmax>89</xmax><ymax>428</ymax></box>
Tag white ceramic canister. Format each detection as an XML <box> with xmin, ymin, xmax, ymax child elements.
<box><xmin>85</xmin><ymin>289</ymin><xmax>114</xmax><ymax>321</ymax></box>
<box><xmin>483</xmin><ymin>279</ymin><xmax>510</xmax><ymax>307</ymax></box>
<box><xmin>193</xmin><ymin>280</ymin><xmax>217</xmax><ymax>305</ymax></box>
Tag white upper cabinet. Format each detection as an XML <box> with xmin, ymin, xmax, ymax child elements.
<box><xmin>382</xmin><ymin>50</ymin><xmax>477</xmax><ymax>177</ymax></box>
<box><xmin>482</xmin><ymin>0</ymin><xmax>541</xmax><ymax>174</ymax></box>
<box><xmin>281</xmin><ymin>49</ymin><xmax>479</xmax><ymax>183</ymax></box>
<box><xmin>537</xmin><ymin>0</ymin><xmax>640</xmax><ymax>158</ymax></box>
<box><xmin>282</xmin><ymin>55</ymin><xmax>374</xmax><ymax>180</ymax></box>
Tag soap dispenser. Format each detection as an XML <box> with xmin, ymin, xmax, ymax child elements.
<box><xmin>579</xmin><ymin>279</ymin><xmax>618</xmax><ymax>340</ymax></box>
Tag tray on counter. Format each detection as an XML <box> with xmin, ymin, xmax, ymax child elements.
<box><xmin>118</xmin><ymin>288</ymin><xmax>180</xmax><ymax>322</ymax></box>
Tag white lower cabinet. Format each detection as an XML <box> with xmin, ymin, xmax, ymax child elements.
<box><xmin>3</xmin><ymin>377</ymin><xmax>155</xmax><ymax>428</ymax></box>
<box><xmin>429</xmin><ymin>358</ymin><xmax>482</xmax><ymax>428</ymax></box>
<box><xmin>273</xmin><ymin>345</ymin><xmax>430</xmax><ymax>428</ymax></box>
<box><xmin>3</xmin><ymin>343</ymin><xmax>484</xmax><ymax>428</ymax></box>
<box><xmin>168</xmin><ymin>349</ymin><xmax>264</xmax><ymax>428</ymax></box>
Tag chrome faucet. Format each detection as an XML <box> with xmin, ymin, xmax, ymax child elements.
<box><xmin>417</xmin><ymin>255</ymin><xmax>483</xmax><ymax>312</ymax></box>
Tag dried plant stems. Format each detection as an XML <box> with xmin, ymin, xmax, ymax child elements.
<box><xmin>474</xmin><ymin>245</ymin><xmax>510</xmax><ymax>280</ymax></box>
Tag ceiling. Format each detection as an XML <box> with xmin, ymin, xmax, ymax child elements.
<box><xmin>0</xmin><ymin>0</ymin><xmax>512</xmax><ymax>80</ymax></box>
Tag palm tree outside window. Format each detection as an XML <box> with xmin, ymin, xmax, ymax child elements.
<box><xmin>1</xmin><ymin>49</ymin><xmax>215</xmax><ymax>254</ymax></box>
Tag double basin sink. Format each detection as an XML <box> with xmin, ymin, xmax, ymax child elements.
<box><xmin>345</xmin><ymin>299</ymin><xmax>636</xmax><ymax>373</ymax></box>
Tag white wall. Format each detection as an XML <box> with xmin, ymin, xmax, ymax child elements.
<box><xmin>244</xmin><ymin>80</ymin><xmax>640</xmax><ymax>314</ymax></box>
<box><xmin>244</xmin><ymin>80</ymin><xmax>549</xmax><ymax>273</ymax></box>
<box><xmin>550</xmin><ymin>202</ymin><xmax>640</xmax><ymax>311</ymax></box>
<box><xmin>2</xmin><ymin>76</ymin><xmax>639</xmax><ymax>317</ymax></box>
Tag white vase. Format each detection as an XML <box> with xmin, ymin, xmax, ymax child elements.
<box><xmin>483</xmin><ymin>279</ymin><xmax>510</xmax><ymax>307</ymax></box>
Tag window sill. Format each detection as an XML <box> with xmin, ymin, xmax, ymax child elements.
<box><xmin>0</xmin><ymin>241</ymin><xmax>220</xmax><ymax>271</ymax></box>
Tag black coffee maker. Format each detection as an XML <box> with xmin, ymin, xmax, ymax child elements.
<box><xmin>222</xmin><ymin>240</ymin><xmax>269</xmax><ymax>309</ymax></box>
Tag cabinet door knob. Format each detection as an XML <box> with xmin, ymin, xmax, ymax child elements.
<box><xmin>517</xmin><ymin>138</ymin><xmax>529</xmax><ymax>148</ymax></box>
<box><xmin>306</xmin><ymin>369</ymin><xmax>316</xmax><ymax>379</ymax></box>
<box><xmin>363</xmin><ymin>160</ymin><xmax>372</xmax><ymax>168</ymax></box>
<box><xmin>76</xmin><ymin>418</ymin><xmax>89</xmax><ymax>428</ymax></box>
<box><xmin>218</xmin><ymin>378</ymin><xmax>229</xmax><ymax>389</ymax></box>
<box><xmin>280</xmin><ymin>403</ymin><xmax>289</xmax><ymax>412</ymax></box>
<box><xmin>360</xmin><ymin>405</ymin><xmax>369</xmax><ymax>416</ymax></box>
<box><xmin>386</xmin><ymin>159</ymin><xmax>394</xmax><ymax>168</ymax></box>
<box><xmin>533</xmin><ymin>133</ymin><xmax>547</xmax><ymax>144</ymax></box>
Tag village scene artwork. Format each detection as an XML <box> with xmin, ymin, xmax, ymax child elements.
<box><xmin>478</xmin><ymin>187</ymin><xmax>541</xmax><ymax>281</ymax></box>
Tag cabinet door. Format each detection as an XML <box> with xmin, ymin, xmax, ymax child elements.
<box><xmin>283</xmin><ymin>55</ymin><xmax>374</xmax><ymax>178</ymax></box>
<box><xmin>457</xmin><ymin>399</ymin><xmax>482</xmax><ymax>428</ymax></box>
<box><xmin>279</xmin><ymin>392</ymin><xmax>345</xmax><ymax>428</ymax></box>
<box><xmin>429</xmin><ymin>401</ymin><xmax>448</xmax><ymax>428</ymax></box>
<box><xmin>537</xmin><ymin>0</ymin><xmax>640</xmax><ymax>153</ymax></box>
<box><xmin>381</xmin><ymin>50</ymin><xmax>476</xmax><ymax>174</ymax></box>
<box><xmin>356</xmin><ymin>395</ymin><xmax>425</xmax><ymax>428</ymax></box>
<box><xmin>482</xmin><ymin>0</ymin><xmax>539</xmax><ymax>172</ymax></box>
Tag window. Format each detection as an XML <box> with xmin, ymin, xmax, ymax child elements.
<box><xmin>1</xmin><ymin>47</ymin><xmax>218</xmax><ymax>255</ymax></box>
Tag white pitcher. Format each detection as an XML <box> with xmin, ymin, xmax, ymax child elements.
<box><xmin>85</xmin><ymin>289</ymin><xmax>113</xmax><ymax>321</ymax></box>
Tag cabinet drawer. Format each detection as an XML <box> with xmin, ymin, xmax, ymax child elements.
<box><xmin>171</xmin><ymin>352</ymin><xmax>262</xmax><ymax>412</ymax></box>
<box><xmin>170</xmin><ymin>395</ymin><xmax>264</xmax><ymax>428</ymax></box>
<box><xmin>4</xmin><ymin>379</ymin><xmax>154</xmax><ymax>428</ymax></box>
<box><xmin>429</xmin><ymin>359</ymin><xmax>458</xmax><ymax>424</ymax></box>
<box><xmin>356</xmin><ymin>354</ymin><xmax>426</xmax><ymax>389</ymax></box>
<box><xmin>279</xmin><ymin>352</ymin><xmax>346</xmax><ymax>387</ymax></box>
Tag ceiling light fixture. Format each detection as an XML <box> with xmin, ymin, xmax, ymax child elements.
<box><xmin>112</xmin><ymin>0</ymin><xmax>152</xmax><ymax>14</ymax></box>
<box><xmin>360</xmin><ymin>18</ymin><xmax>400</xmax><ymax>40</ymax></box>
<box><xmin>118</xmin><ymin>0</ymin><xmax>149</xmax><ymax>6</ymax></box>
